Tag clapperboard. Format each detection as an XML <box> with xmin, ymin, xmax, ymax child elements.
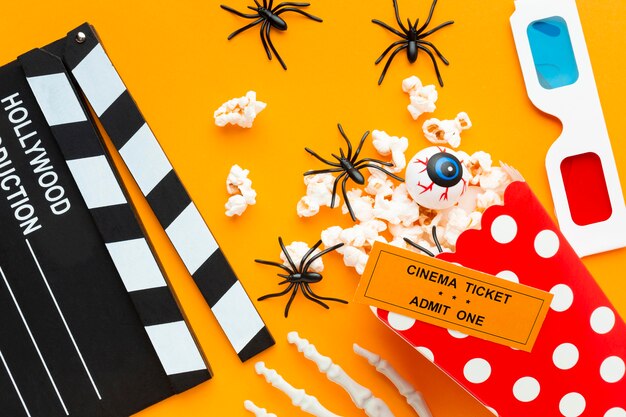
<box><xmin>0</xmin><ymin>23</ymin><xmax>274</xmax><ymax>416</ymax></box>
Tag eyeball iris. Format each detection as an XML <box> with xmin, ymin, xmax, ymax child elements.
<box><xmin>427</xmin><ymin>152</ymin><xmax>463</xmax><ymax>187</ymax></box>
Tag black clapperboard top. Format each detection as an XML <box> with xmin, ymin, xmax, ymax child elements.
<box><xmin>0</xmin><ymin>23</ymin><xmax>274</xmax><ymax>417</ymax></box>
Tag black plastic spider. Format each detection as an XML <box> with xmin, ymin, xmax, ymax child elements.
<box><xmin>372</xmin><ymin>0</ymin><xmax>454</xmax><ymax>85</ymax></box>
<box><xmin>304</xmin><ymin>124</ymin><xmax>404</xmax><ymax>222</ymax></box>
<box><xmin>404</xmin><ymin>225</ymin><xmax>443</xmax><ymax>257</ymax></box>
<box><xmin>220</xmin><ymin>0</ymin><xmax>322</xmax><ymax>70</ymax></box>
<box><xmin>255</xmin><ymin>237</ymin><xmax>346</xmax><ymax>317</ymax></box>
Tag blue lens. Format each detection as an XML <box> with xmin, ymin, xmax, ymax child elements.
<box><xmin>527</xmin><ymin>16</ymin><xmax>579</xmax><ymax>89</ymax></box>
<box><xmin>427</xmin><ymin>152</ymin><xmax>463</xmax><ymax>187</ymax></box>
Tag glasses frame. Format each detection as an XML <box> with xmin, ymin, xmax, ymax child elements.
<box><xmin>511</xmin><ymin>0</ymin><xmax>626</xmax><ymax>257</ymax></box>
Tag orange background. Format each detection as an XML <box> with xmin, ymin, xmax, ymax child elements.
<box><xmin>1</xmin><ymin>0</ymin><xmax>625</xmax><ymax>416</ymax></box>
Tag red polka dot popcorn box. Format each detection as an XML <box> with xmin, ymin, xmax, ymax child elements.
<box><xmin>359</xmin><ymin>181</ymin><xmax>626</xmax><ymax>417</ymax></box>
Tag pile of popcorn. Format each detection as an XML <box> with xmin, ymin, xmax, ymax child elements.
<box><xmin>225</xmin><ymin>164</ymin><xmax>257</xmax><ymax>216</ymax></box>
<box><xmin>297</xmin><ymin>76</ymin><xmax>514</xmax><ymax>274</ymax></box>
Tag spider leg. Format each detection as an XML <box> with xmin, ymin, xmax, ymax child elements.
<box><xmin>302</xmin><ymin>243</ymin><xmax>343</xmax><ymax>273</ymax></box>
<box><xmin>278</xmin><ymin>236</ymin><xmax>299</xmax><ymax>273</ymax></box>
<box><xmin>341</xmin><ymin>175</ymin><xmax>357</xmax><ymax>222</ymax></box>
<box><xmin>226</xmin><ymin>18</ymin><xmax>264</xmax><ymax>40</ymax></box>
<box><xmin>378</xmin><ymin>44</ymin><xmax>408</xmax><ymax>85</ymax></box>
<box><xmin>432</xmin><ymin>225</ymin><xmax>443</xmax><ymax>254</ymax></box>
<box><xmin>304</xmin><ymin>147</ymin><xmax>342</xmax><ymax>167</ymax></box>
<box><xmin>304</xmin><ymin>168</ymin><xmax>344</xmax><ymax>176</ymax></box>
<box><xmin>337</xmin><ymin>124</ymin><xmax>353</xmax><ymax>161</ymax></box>
<box><xmin>392</xmin><ymin>0</ymin><xmax>409</xmax><ymax>33</ymax></box>
<box><xmin>284</xmin><ymin>284</ymin><xmax>300</xmax><ymax>317</ymax></box>
<box><xmin>258</xmin><ymin>283</ymin><xmax>295</xmax><ymax>301</ymax></box>
<box><xmin>265</xmin><ymin>23</ymin><xmax>288</xmax><ymax>70</ymax></box>
<box><xmin>354</xmin><ymin>157</ymin><xmax>394</xmax><ymax>167</ymax></box>
<box><xmin>274</xmin><ymin>1</ymin><xmax>311</xmax><ymax>9</ymax></box>
<box><xmin>416</xmin><ymin>0</ymin><xmax>438</xmax><ymax>35</ymax></box>
<box><xmin>329</xmin><ymin>171</ymin><xmax>347</xmax><ymax>209</ymax></box>
<box><xmin>255</xmin><ymin>258</ymin><xmax>295</xmax><ymax>274</ymax></box>
<box><xmin>351</xmin><ymin>130</ymin><xmax>370</xmax><ymax>163</ymax></box>
<box><xmin>356</xmin><ymin>163</ymin><xmax>405</xmax><ymax>182</ymax></box>
<box><xmin>275</xmin><ymin>7</ymin><xmax>323</xmax><ymax>22</ymax></box>
<box><xmin>304</xmin><ymin>284</ymin><xmax>348</xmax><ymax>304</ymax></box>
<box><xmin>255</xmin><ymin>0</ymin><xmax>263</xmax><ymax>8</ymax></box>
<box><xmin>220</xmin><ymin>4</ymin><xmax>260</xmax><ymax>18</ymax></box>
<box><xmin>300</xmin><ymin>286</ymin><xmax>330</xmax><ymax>310</ymax></box>
<box><xmin>371</xmin><ymin>19</ymin><xmax>407</xmax><ymax>39</ymax></box>
<box><xmin>418</xmin><ymin>20</ymin><xmax>454</xmax><ymax>39</ymax></box>
<box><xmin>416</xmin><ymin>39</ymin><xmax>449</xmax><ymax>64</ymax></box>
<box><xmin>403</xmin><ymin>237</ymin><xmax>436</xmax><ymax>257</ymax></box>
<box><xmin>260</xmin><ymin>21</ymin><xmax>272</xmax><ymax>59</ymax></box>
<box><xmin>375</xmin><ymin>40</ymin><xmax>407</xmax><ymax>65</ymax></box>
<box><xmin>299</xmin><ymin>240</ymin><xmax>323</xmax><ymax>272</ymax></box>
<box><xmin>416</xmin><ymin>44</ymin><xmax>444</xmax><ymax>86</ymax></box>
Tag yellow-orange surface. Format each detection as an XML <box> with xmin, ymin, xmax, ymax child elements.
<box><xmin>1</xmin><ymin>0</ymin><xmax>625</xmax><ymax>416</ymax></box>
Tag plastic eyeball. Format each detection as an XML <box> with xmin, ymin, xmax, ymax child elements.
<box><xmin>405</xmin><ymin>146</ymin><xmax>469</xmax><ymax>210</ymax></box>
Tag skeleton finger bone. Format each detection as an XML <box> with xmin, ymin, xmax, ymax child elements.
<box><xmin>287</xmin><ymin>332</ymin><xmax>395</xmax><ymax>417</ymax></box>
<box><xmin>353</xmin><ymin>344</ymin><xmax>433</xmax><ymax>417</ymax></box>
<box><xmin>254</xmin><ymin>362</ymin><xmax>340</xmax><ymax>417</ymax></box>
<box><xmin>244</xmin><ymin>400</ymin><xmax>279</xmax><ymax>417</ymax></box>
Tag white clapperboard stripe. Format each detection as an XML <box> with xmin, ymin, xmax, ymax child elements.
<box><xmin>61</xmin><ymin>24</ymin><xmax>274</xmax><ymax>362</ymax></box>
<box><xmin>20</xmin><ymin>48</ymin><xmax>211</xmax><ymax>393</ymax></box>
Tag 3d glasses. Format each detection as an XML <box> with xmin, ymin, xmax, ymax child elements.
<box><xmin>511</xmin><ymin>0</ymin><xmax>626</xmax><ymax>257</ymax></box>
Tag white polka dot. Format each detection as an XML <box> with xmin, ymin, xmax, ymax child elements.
<box><xmin>513</xmin><ymin>376</ymin><xmax>540</xmax><ymax>402</ymax></box>
<box><xmin>600</xmin><ymin>356</ymin><xmax>625</xmax><ymax>383</ymax></box>
<box><xmin>369</xmin><ymin>306</ymin><xmax>379</xmax><ymax>315</ymax></box>
<box><xmin>559</xmin><ymin>392</ymin><xmax>586</xmax><ymax>417</ymax></box>
<box><xmin>591</xmin><ymin>306</ymin><xmax>616</xmax><ymax>334</ymax></box>
<box><xmin>486</xmin><ymin>406</ymin><xmax>498</xmax><ymax>416</ymax></box>
<box><xmin>605</xmin><ymin>407</ymin><xmax>626</xmax><ymax>417</ymax></box>
<box><xmin>550</xmin><ymin>284</ymin><xmax>574</xmax><ymax>312</ymax></box>
<box><xmin>463</xmin><ymin>358</ymin><xmax>491</xmax><ymax>384</ymax></box>
<box><xmin>416</xmin><ymin>346</ymin><xmax>434</xmax><ymax>362</ymax></box>
<box><xmin>448</xmin><ymin>329</ymin><xmax>469</xmax><ymax>339</ymax></box>
<box><xmin>553</xmin><ymin>343</ymin><xmax>579</xmax><ymax>370</ymax></box>
<box><xmin>491</xmin><ymin>215</ymin><xmax>517</xmax><ymax>244</ymax></box>
<box><xmin>496</xmin><ymin>270</ymin><xmax>519</xmax><ymax>283</ymax></box>
<box><xmin>534</xmin><ymin>229</ymin><xmax>560</xmax><ymax>258</ymax></box>
<box><xmin>387</xmin><ymin>312</ymin><xmax>416</xmax><ymax>331</ymax></box>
